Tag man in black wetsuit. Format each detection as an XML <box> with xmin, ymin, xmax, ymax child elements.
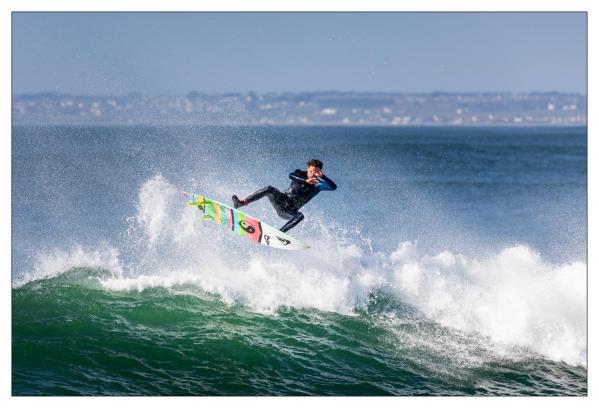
<box><xmin>232</xmin><ymin>159</ymin><xmax>337</xmax><ymax>233</ymax></box>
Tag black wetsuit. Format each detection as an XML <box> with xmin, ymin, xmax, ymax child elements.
<box><xmin>242</xmin><ymin>169</ymin><xmax>337</xmax><ymax>232</ymax></box>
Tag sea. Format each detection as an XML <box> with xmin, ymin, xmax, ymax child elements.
<box><xmin>12</xmin><ymin>125</ymin><xmax>587</xmax><ymax>395</ymax></box>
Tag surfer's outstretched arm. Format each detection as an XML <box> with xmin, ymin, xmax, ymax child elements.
<box><xmin>316</xmin><ymin>174</ymin><xmax>337</xmax><ymax>191</ymax></box>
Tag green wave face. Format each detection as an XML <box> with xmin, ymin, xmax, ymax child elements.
<box><xmin>12</xmin><ymin>268</ymin><xmax>587</xmax><ymax>396</ymax></box>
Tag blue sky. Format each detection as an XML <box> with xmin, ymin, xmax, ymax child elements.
<box><xmin>12</xmin><ymin>12</ymin><xmax>587</xmax><ymax>95</ymax></box>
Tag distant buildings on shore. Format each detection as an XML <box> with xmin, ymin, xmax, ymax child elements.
<box><xmin>12</xmin><ymin>91</ymin><xmax>586</xmax><ymax>126</ymax></box>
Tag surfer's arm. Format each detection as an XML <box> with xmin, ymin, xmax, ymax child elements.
<box><xmin>316</xmin><ymin>175</ymin><xmax>337</xmax><ymax>191</ymax></box>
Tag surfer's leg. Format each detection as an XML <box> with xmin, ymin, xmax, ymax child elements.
<box><xmin>234</xmin><ymin>186</ymin><xmax>281</xmax><ymax>208</ymax></box>
<box><xmin>280</xmin><ymin>211</ymin><xmax>304</xmax><ymax>233</ymax></box>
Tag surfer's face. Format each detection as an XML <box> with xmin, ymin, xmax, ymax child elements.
<box><xmin>307</xmin><ymin>165</ymin><xmax>322</xmax><ymax>179</ymax></box>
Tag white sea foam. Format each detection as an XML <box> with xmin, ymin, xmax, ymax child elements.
<box><xmin>14</xmin><ymin>243</ymin><xmax>123</xmax><ymax>287</ymax></box>
<box><xmin>387</xmin><ymin>242</ymin><xmax>587</xmax><ymax>367</ymax></box>
<box><xmin>135</xmin><ymin>174</ymin><xmax>180</xmax><ymax>247</ymax></box>
<box><xmin>20</xmin><ymin>175</ymin><xmax>587</xmax><ymax>367</ymax></box>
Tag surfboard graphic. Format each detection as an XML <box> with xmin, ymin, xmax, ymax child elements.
<box><xmin>182</xmin><ymin>192</ymin><xmax>310</xmax><ymax>250</ymax></box>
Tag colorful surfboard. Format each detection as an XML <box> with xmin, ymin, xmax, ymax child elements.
<box><xmin>182</xmin><ymin>192</ymin><xmax>310</xmax><ymax>250</ymax></box>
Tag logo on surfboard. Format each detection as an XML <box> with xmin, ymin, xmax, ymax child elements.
<box><xmin>239</xmin><ymin>220</ymin><xmax>256</xmax><ymax>234</ymax></box>
<box><xmin>276</xmin><ymin>237</ymin><xmax>291</xmax><ymax>245</ymax></box>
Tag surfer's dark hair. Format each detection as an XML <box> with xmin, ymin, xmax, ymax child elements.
<box><xmin>307</xmin><ymin>159</ymin><xmax>323</xmax><ymax>169</ymax></box>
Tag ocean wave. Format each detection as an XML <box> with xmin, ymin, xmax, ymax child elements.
<box><xmin>15</xmin><ymin>175</ymin><xmax>587</xmax><ymax>367</ymax></box>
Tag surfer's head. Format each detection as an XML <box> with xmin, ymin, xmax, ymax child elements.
<box><xmin>307</xmin><ymin>159</ymin><xmax>323</xmax><ymax>178</ymax></box>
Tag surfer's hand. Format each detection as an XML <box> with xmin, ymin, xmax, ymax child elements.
<box><xmin>306</xmin><ymin>177</ymin><xmax>319</xmax><ymax>185</ymax></box>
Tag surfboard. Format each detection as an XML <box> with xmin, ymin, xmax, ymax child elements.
<box><xmin>182</xmin><ymin>192</ymin><xmax>310</xmax><ymax>250</ymax></box>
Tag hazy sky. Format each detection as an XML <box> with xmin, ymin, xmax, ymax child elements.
<box><xmin>12</xmin><ymin>12</ymin><xmax>587</xmax><ymax>95</ymax></box>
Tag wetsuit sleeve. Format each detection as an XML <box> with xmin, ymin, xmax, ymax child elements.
<box><xmin>316</xmin><ymin>174</ymin><xmax>337</xmax><ymax>191</ymax></box>
<box><xmin>289</xmin><ymin>169</ymin><xmax>307</xmax><ymax>183</ymax></box>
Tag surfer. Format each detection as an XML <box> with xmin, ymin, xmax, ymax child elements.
<box><xmin>232</xmin><ymin>159</ymin><xmax>337</xmax><ymax>232</ymax></box>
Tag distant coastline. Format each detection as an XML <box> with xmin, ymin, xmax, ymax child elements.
<box><xmin>12</xmin><ymin>91</ymin><xmax>587</xmax><ymax>126</ymax></box>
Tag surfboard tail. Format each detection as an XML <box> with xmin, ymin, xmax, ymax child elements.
<box><xmin>182</xmin><ymin>191</ymin><xmax>207</xmax><ymax>210</ymax></box>
<box><xmin>181</xmin><ymin>191</ymin><xmax>193</xmax><ymax>203</ymax></box>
